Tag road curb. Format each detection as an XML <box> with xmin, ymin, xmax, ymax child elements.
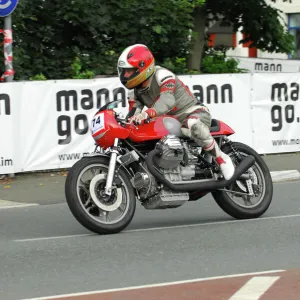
<box><xmin>270</xmin><ymin>170</ymin><xmax>300</xmax><ymax>183</ymax></box>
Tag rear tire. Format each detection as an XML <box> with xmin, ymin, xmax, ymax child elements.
<box><xmin>65</xmin><ymin>156</ymin><xmax>136</xmax><ymax>234</ymax></box>
<box><xmin>211</xmin><ymin>142</ymin><xmax>273</xmax><ymax>219</ymax></box>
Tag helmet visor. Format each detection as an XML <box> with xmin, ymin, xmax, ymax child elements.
<box><xmin>118</xmin><ymin>67</ymin><xmax>139</xmax><ymax>84</ymax></box>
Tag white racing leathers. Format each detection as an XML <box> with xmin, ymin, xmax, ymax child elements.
<box><xmin>128</xmin><ymin>66</ymin><xmax>235</xmax><ymax>180</ymax></box>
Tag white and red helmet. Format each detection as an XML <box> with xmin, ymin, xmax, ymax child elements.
<box><xmin>117</xmin><ymin>44</ymin><xmax>155</xmax><ymax>89</ymax></box>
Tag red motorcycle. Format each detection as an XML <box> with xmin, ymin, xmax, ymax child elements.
<box><xmin>65</xmin><ymin>99</ymin><xmax>273</xmax><ymax>234</ymax></box>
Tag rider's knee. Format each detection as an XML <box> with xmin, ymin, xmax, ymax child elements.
<box><xmin>190</xmin><ymin>120</ymin><xmax>211</xmax><ymax>141</ymax></box>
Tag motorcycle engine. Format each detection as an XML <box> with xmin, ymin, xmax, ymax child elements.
<box><xmin>153</xmin><ymin>134</ymin><xmax>185</xmax><ymax>169</ymax></box>
<box><xmin>132</xmin><ymin>134</ymin><xmax>210</xmax><ymax>210</ymax></box>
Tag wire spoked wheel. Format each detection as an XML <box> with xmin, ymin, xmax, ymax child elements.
<box><xmin>211</xmin><ymin>142</ymin><xmax>273</xmax><ymax>219</ymax></box>
<box><xmin>65</xmin><ymin>156</ymin><xmax>136</xmax><ymax>234</ymax></box>
<box><xmin>224</xmin><ymin>150</ymin><xmax>266</xmax><ymax>209</ymax></box>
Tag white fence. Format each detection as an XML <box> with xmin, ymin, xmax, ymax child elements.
<box><xmin>0</xmin><ymin>73</ymin><xmax>299</xmax><ymax>175</ymax></box>
<box><xmin>235</xmin><ymin>57</ymin><xmax>300</xmax><ymax>73</ymax></box>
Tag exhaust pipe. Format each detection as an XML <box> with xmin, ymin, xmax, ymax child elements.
<box><xmin>145</xmin><ymin>149</ymin><xmax>255</xmax><ymax>193</ymax></box>
<box><xmin>239</xmin><ymin>173</ymin><xmax>251</xmax><ymax>180</ymax></box>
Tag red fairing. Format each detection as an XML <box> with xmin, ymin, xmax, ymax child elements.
<box><xmin>127</xmin><ymin>116</ymin><xmax>171</xmax><ymax>142</ymax></box>
<box><xmin>91</xmin><ymin>110</ymin><xmax>235</xmax><ymax>148</ymax></box>
<box><xmin>91</xmin><ymin>110</ymin><xmax>129</xmax><ymax>149</ymax></box>
<box><xmin>211</xmin><ymin>120</ymin><xmax>235</xmax><ymax>136</ymax></box>
<box><xmin>127</xmin><ymin>117</ymin><xmax>235</xmax><ymax>143</ymax></box>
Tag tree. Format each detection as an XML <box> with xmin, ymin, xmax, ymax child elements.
<box><xmin>188</xmin><ymin>0</ymin><xmax>294</xmax><ymax>71</ymax></box>
<box><xmin>1</xmin><ymin>0</ymin><xmax>292</xmax><ymax>79</ymax></box>
<box><xmin>1</xmin><ymin>0</ymin><xmax>195</xmax><ymax>80</ymax></box>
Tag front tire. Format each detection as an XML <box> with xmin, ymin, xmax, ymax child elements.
<box><xmin>65</xmin><ymin>156</ymin><xmax>136</xmax><ymax>234</ymax></box>
<box><xmin>211</xmin><ymin>142</ymin><xmax>273</xmax><ymax>219</ymax></box>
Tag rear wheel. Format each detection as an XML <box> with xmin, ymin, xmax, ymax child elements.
<box><xmin>211</xmin><ymin>142</ymin><xmax>273</xmax><ymax>219</ymax></box>
<box><xmin>65</xmin><ymin>156</ymin><xmax>136</xmax><ymax>234</ymax></box>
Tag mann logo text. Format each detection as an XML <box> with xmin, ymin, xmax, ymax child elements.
<box><xmin>271</xmin><ymin>83</ymin><xmax>299</xmax><ymax>102</ymax></box>
<box><xmin>255</xmin><ymin>63</ymin><xmax>282</xmax><ymax>72</ymax></box>
<box><xmin>56</xmin><ymin>87</ymin><xmax>127</xmax><ymax>145</ymax></box>
<box><xmin>188</xmin><ymin>84</ymin><xmax>233</xmax><ymax>104</ymax></box>
<box><xmin>270</xmin><ymin>82</ymin><xmax>299</xmax><ymax>132</ymax></box>
<box><xmin>0</xmin><ymin>94</ymin><xmax>10</xmax><ymax>115</ymax></box>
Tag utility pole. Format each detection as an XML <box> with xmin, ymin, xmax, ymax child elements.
<box><xmin>0</xmin><ymin>0</ymin><xmax>19</xmax><ymax>180</ymax></box>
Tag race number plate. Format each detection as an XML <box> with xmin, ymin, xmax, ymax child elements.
<box><xmin>91</xmin><ymin>113</ymin><xmax>105</xmax><ymax>134</ymax></box>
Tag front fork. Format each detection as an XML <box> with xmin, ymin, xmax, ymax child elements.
<box><xmin>104</xmin><ymin>138</ymin><xmax>119</xmax><ymax>196</ymax></box>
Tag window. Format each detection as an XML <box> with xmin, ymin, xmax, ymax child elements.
<box><xmin>214</xmin><ymin>33</ymin><xmax>233</xmax><ymax>47</ymax></box>
<box><xmin>288</xmin><ymin>13</ymin><xmax>300</xmax><ymax>59</ymax></box>
<box><xmin>290</xmin><ymin>14</ymin><xmax>300</xmax><ymax>27</ymax></box>
<box><xmin>207</xmin><ymin>20</ymin><xmax>234</xmax><ymax>48</ymax></box>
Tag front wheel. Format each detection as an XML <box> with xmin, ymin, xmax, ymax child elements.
<box><xmin>65</xmin><ymin>156</ymin><xmax>136</xmax><ymax>234</ymax></box>
<box><xmin>211</xmin><ymin>142</ymin><xmax>273</xmax><ymax>219</ymax></box>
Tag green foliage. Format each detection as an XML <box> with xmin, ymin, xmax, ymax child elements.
<box><xmin>2</xmin><ymin>0</ymin><xmax>294</xmax><ymax>80</ymax></box>
<box><xmin>161</xmin><ymin>57</ymin><xmax>189</xmax><ymax>74</ymax></box>
<box><xmin>70</xmin><ymin>57</ymin><xmax>95</xmax><ymax>79</ymax></box>
<box><xmin>159</xmin><ymin>47</ymin><xmax>247</xmax><ymax>75</ymax></box>
<box><xmin>201</xmin><ymin>55</ymin><xmax>247</xmax><ymax>74</ymax></box>
<box><xmin>29</xmin><ymin>73</ymin><xmax>47</xmax><ymax>81</ymax></box>
<box><xmin>10</xmin><ymin>0</ymin><xmax>195</xmax><ymax>80</ymax></box>
<box><xmin>161</xmin><ymin>57</ymin><xmax>201</xmax><ymax>75</ymax></box>
<box><xmin>201</xmin><ymin>48</ymin><xmax>248</xmax><ymax>74</ymax></box>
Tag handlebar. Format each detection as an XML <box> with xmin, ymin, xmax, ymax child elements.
<box><xmin>115</xmin><ymin>116</ymin><xmax>139</xmax><ymax>129</ymax></box>
<box><xmin>115</xmin><ymin>113</ymin><xmax>152</xmax><ymax>127</ymax></box>
<box><xmin>132</xmin><ymin>118</ymin><xmax>151</xmax><ymax>126</ymax></box>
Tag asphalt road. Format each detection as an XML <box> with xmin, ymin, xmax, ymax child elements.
<box><xmin>1</xmin><ymin>181</ymin><xmax>300</xmax><ymax>300</ymax></box>
<box><xmin>0</xmin><ymin>152</ymin><xmax>299</xmax><ymax>206</ymax></box>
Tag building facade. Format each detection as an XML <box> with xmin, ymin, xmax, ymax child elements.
<box><xmin>207</xmin><ymin>0</ymin><xmax>300</xmax><ymax>60</ymax></box>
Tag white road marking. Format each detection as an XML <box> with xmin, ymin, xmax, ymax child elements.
<box><xmin>126</xmin><ymin>213</ymin><xmax>300</xmax><ymax>233</ymax></box>
<box><xmin>228</xmin><ymin>276</ymin><xmax>280</xmax><ymax>300</ymax></box>
<box><xmin>14</xmin><ymin>233</ymin><xmax>95</xmax><ymax>242</ymax></box>
<box><xmin>271</xmin><ymin>170</ymin><xmax>300</xmax><ymax>183</ymax></box>
<box><xmin>21</xmin><ymin>270</ymin><xmax>285</xmax><ymax>300</ymax></box>
<box><xmin>13</xmin><ymin>213</ymin><xmax>300</xmax><ymax>242</ymax></box>
<box><xmin>0</xmin><ymin>204</ymin><xmax>39</xmax><ymax>210</ymax></box>
<box><xmin>0</xmin><ymin>199</ymin><xmax>39</xmax><ymax>210</ymax></box>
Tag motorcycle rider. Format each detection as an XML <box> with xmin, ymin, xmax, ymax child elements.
<box><xmin>117</xmin><ymin>44</ymin><xmax>235</xmax><ymax>180</ymax></box>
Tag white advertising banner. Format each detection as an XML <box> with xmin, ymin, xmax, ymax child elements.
<box><xmin>0</xmin><ymin>83</ymin><xmax>16</xmax><ymax>174</ymax></box>
<box><xmin>17</xmin><ymin>78</ymin><xmax>129</xmax><ymax>172</ymax></box>
<box><xmin>1</xmin><ymin>72</ymin><xmax>299</xmax><ymax>175</ymax></box>
<box><xmin>180</xmin><ymin>73</ymin><xmax>253</xmax><ymax>148</ymax></box>
<box><xmin>14</xmin><ymin>74</ymin><xmax>253</xmax><ymax>173</ymax></box>
<box><xmin>251</xmin><ymin>73</ymin><xmax>300</xmax><ymax>154</ymax></box>
<box><xmin>235</xmin><ymin>57</ymin><xmax>300</xmax><ymax>73</ymax></box>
